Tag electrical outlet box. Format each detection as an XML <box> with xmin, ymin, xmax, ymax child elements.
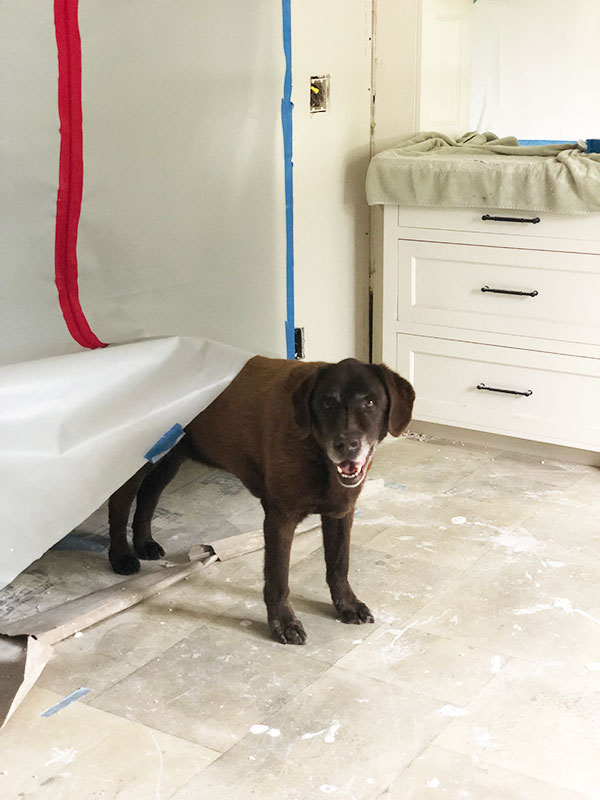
<box><xmin>294</xmin><ymin>327</ymin><xmax>305</xmax><ymax>359</ymax></box>
<box><xmin>310</xmin><ymin>75</ymin><xmax>330</xmax><ymax>113</ymax></box>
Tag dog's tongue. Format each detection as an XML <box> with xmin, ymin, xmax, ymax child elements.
<box><xmin>339</xmin><ymin>459</ymin><xmax>364</xmax><ymax>475</ymax></box>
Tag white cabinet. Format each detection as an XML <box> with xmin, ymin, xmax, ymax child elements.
<box><xmin>378</xmin><ymin>205</ymin><xmax>600</xmax><ymax>451</ymax></box>
<box><xmin>419</xmin><ymin>0</ymin><xmax>473</xmax><ymax>135</ymax></box>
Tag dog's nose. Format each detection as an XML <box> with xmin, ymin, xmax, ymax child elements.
<box><xmin>333</xmin><ymin>435</ymin><xmax>361</xmax><ymax>458</ymax></box>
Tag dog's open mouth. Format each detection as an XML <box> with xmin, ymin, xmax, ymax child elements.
<box><xmin>334</xmin><ymin>449</ymin><xmax>373</xmax><ymax>487</ymax></box>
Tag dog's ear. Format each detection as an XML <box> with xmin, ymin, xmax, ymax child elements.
<box><xmin>291</xmin><ymin>368</ymin><xmax>322</xmax><ymax>438</ymax></box>
<box><xmin>371</xmin><ymin>364</ymin><xmax>415</xmax><ymax>437</ymax></box>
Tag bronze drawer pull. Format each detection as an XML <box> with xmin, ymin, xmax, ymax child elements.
<box><xmin>481</xmin><ymin>214</ymin><xmax>541</xmax><ymax>224</ymax></box>
<box><xmin>481</xmin><ymin>285</ymin><xmax>539</xmax><ymax>297</ymax></box>
<box><xmin>477</xmin><ymin>383</ymin><xmax>533</xmax><ymax>397</ymax></box>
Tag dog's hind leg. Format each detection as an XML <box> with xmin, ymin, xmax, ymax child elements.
<box><xmin>108</xmin><ymin>465</ymin><xmax>152</xmax><ymax>575</ymax></box>
<box><xmin>132</xmin><ymin>440</ymin><xmax>190</xmax><ymax>561</ymax></box>
<box><xmin>322</xmin><ymin>512</ymin><xmax>374</xmax><ymax>625</ymax></box>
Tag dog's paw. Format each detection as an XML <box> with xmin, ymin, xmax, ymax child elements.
<box><xmin>134</xmin><ymin>540</ymin><xmax>165</xmax><ymax>560</ymax></box>
<box><xmin>109</xmin><ymin>551</ymin><xmax>141</xmax><ymax>575</ymax></box>
<box><xmin>270</xmin><ymin>618</ymin><xmax>307</xmax><ymax>645</ymax></box>
<box><xmin>338</xmin><ymin>601</ymin><xmax>374</xmax><ymax>625</ymax></box>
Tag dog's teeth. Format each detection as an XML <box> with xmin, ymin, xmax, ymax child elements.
<box><xmin>337</xmin><ymin>466</ymin><xmax>343</xmax><ymax>474</ymax></box>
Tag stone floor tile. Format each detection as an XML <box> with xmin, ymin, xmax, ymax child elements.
<box><xmin>409</xmin><ymin>549</ymin><xmax>600</xmax><ymax>679</ymax></box>
<box><xmin>22</xmin><ymin>721</ymin><xmax>219</xmax><ymax>800</ymax></box>
<box><xmin>336</xmin><ymin>625</ymin><xmax>507</xmax><ymax>707</ymax></box>
<box><xmin>381</xmin><ymin>744</ymin><xmax>588</xmax><ymax>800</ymax></box>
<box><xmin>361</xmin><ymin>513</ymin><xmax>492</xmax><ymax>572</ymax></box>
<box><xmin>0</xmin><ymin>686</ymin><xmax>126</xmax><ymax>798</ymax></box>
<box><xmin>4</xmin><ymin>435</ymin><xmax>598</xmax><ymax>800</ymax></box>
<box><xmin>88</xmin><ymin>623</ymin><xmax>327</xmax><ymax>752</ymax></box>
<box><xmin>38</xmin><ymin>648</ymin><xmax>141</xmax><ymax>700</ymax></box>
<box><xmin>514</xmin><ymin>471</ymin><xmax>600</xmax><ymax>567</ymax></box>
<box><xmin>171</xmin><ymin>666</ymin><xmax>452</xmax><ymax>800</ymax></box>
<box><xmin>354</xmin><ymin>472</ymin><xmax>536</xmax><ymax>537</ymax></box>
<box><xmin>433</xmin><ymin>660</ymin><xmax>600</xmax><ymax>796</ymax></box>
<box><xmin>443</xmin><ymin>452</ymin><xmax>592</xmax><ymax>510</ymax></box>
<box><xmin>224</xmin><ymin>593</ymin><xmax>387</xmax><ymax>666</ymax></box>
<box><xmin>372</xmin><ymin>436</ymin><xmax>491</xmax><ymax>495</ymax></box>
<box><xmin>290</xmin><ymin>544</ymin><xmax>462</xmax><ymax>627</ymax></box>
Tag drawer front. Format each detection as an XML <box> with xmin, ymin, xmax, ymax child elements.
<box><xmin>395</xmin><ymin>335</ymin><xmax>600</xmax><ymax>450</ymax></box>
<box><xmin>396</xmin><ymin>206</ymin><xmax>600</xmax><ymax>244</ymax></box>
<box><xmin>396</xmin><ymin>240</ymin><xmax>600</xmax><ymax>347</ymax></box>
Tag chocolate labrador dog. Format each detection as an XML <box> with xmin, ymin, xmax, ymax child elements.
<box><xmin>107</xmin><ymin>356</ymin><xmax>414</xmax><ymax>644</ymax></box>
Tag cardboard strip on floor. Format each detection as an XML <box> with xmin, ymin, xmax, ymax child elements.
<box><xmin>0</xmin><ymin>554</ymin><xmax>216</xmax><ymax>730</ymax></box>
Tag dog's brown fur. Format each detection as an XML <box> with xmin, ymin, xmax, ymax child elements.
<box><xmin>108</xmin><ymin>356</ymin><xmax>414</xmax><ymax>644</ymax></box>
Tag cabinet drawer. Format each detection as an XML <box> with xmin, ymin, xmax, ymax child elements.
<box><xmin>396</xmin><ymin>240</ymin><xmax>600</xmax><ymax>348</ymax></box>
<box><xmin>395</xmin><ymin>335</ymin><xmax>600</xmax><ymax>450</ymax></box>
<box><xmin>390</xmin><ymin>206</ymin><xmax>600</xmax><ymax>253</ymax></box>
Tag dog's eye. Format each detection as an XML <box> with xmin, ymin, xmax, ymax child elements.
<box><xmin>322</xmin><ymin>398</ymin><xmax>334</xmax><ymax>410</ymax></box>
<box><xmin>364</xmin><ymin>398</ymin><xmax>375</xmax><ymax>408</ymax></box>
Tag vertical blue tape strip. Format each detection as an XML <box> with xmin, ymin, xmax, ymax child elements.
<box><xmin>281</xmin><ymin>0</ymin><xmax>295</xmax><ymax>359</ymax></box>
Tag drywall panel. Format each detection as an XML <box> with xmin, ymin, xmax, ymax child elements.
<box><xmin>292</xmin><ymin>0</ymin><xmax>372</xmax><ymax>361</ymax></box>
<box><xmin>76</xmin><ymin>1</ymin><xmax>288</xmax><ymax>357</ymax></box>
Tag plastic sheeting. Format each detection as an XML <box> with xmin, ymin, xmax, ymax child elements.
<box><xmin>1</xmin><ymin>1</ymin><xmax>79</xmax><ymax>365</ymax></box>
<box><xmin>76</xmin><ymin>1</ymin><xmax>288</xmax><ymax>357</ymax></box>
<box><xmin>0</xmin><ymin>336</ymin><xmax>251</xmax><ymax>591</ymax></box>
<box><xmin>1</xmin><ymin>1</ymin><xmax>288</xmax><ymax>367</ymax></box>
<box><xmin>1</xmin><ymin>2</ymin><xmax>289</xmax><ymax>587</ymax></box>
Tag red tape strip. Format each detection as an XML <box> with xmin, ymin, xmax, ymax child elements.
<box><xmin>54</xmin><ymin>0</ymin><xmax>106</xmax><ymax>349</ymax></box>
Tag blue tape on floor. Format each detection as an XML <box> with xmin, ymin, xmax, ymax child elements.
<box><xmin>144</xmin><ymin>423</ymin><xmax>185</xmax><ymax>464</ymax></box>
<box><xmin>40</xmin><ymin>688</ymin><xmax>91</xmax><ymax>717</ymax></box>
<box><xmin>51</xmin><ymin>531</ymin><xmax>107</xmax><ymax>552</ymax></box>
<box><xmin>281</xmin><ymin>0</ymin><xmax>295</xmax><ymax>359</ymax></box>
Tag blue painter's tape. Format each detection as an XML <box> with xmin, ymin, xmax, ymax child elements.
<box><xmin>40</xmin><ymin>687</ymin><xmax>91</xmax><ymax>717</ymax></box>
<box><xmin>281</xmin><ymin>0</ymin><xmax>295</xmax><ymax>359</ymax></box>
<box><xmin>51</xmin><ymin>531</ymin><xmax>107</xmax><ymax>553</ymax></box>
<box><xmin>144</xmin><ymin>423</ymin><xmax>185</xmax><ymax>464</ymax></box>
<box><xmin>518</xmin><ymin>139</ymin><xmax>576</xmax><ymax>146</ymax></box>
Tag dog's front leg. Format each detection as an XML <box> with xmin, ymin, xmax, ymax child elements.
<box><xmin>262</xmin><ymin>503</ymin><xmax>306</xmax><ymax>645</ymax></box>
<box><xmin>322</xmin><ymin>512</ymin><xmax>374</xmax><ymax>625</ymax></box>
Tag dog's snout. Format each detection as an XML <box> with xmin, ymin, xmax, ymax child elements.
<box><xmin>333</xmin><ymin>434</ymin><xmax>361</xmax><ymax>458</ymax></box>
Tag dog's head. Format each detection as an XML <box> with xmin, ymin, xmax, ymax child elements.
<box><xmin>293</xmin><ymin>359</ymin><xmax>415</xmax><ymax>488</ymax></box>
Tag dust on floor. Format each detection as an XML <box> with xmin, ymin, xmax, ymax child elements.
<box><xmin>1</xmin><ymin>434</ymin><xmax>599</xmax><ymax>799</ymax></box>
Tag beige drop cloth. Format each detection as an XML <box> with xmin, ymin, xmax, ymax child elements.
<box><xmin>366</xmin><ymin>132</ymin><xmax>600</xmax><ymax>214</ymax></box>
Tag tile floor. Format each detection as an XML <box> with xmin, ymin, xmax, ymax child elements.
<box><xmin>1</xmin><ymin>433</ymin><xmax>600</xmax><ymax>799</ymax></box>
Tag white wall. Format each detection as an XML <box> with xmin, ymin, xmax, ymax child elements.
<box><xmin>470</xmin><ymin>0</ymin><xmax>600</xmax><ymax>140</ymax></box>
<box><xmin>292</xmin><ymin>0</ymin><xmax>372</xmax><ymax>361</ymax></box>
<box><xmin>373</xmin><ymin>0</ymin><xmax>473</xmax><ymax>148</ymax></box>
<box><xmin>371</xmin><ymin>0</ymin><xmax>421</xmax><ymax>154</ymax></box>
<box><xmin>374</xmin><ymin>0</ymin><xmax>600</xmax><ymax>145</ymax></box>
